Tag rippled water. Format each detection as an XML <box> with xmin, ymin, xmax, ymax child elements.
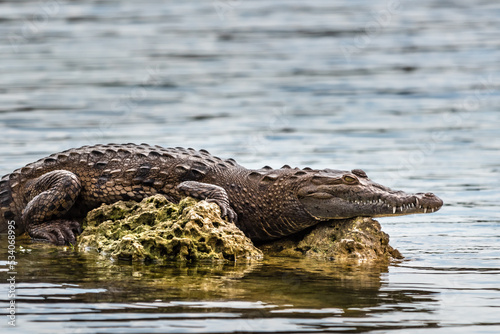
<box><xmin>1</xmin><ymin>0</ymin><xmax>499</xmax><ymax>333</ymax></box>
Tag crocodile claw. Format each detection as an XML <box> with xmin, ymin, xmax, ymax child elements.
<box><xmin>206</xmin><ymin>199</ymin><xmax>238</xmax><ymax>223</ymax></box>
<box><xmin>28</xmin><ymin>220</ymin><xmax>82</xmax><ymax>246</ymax></box>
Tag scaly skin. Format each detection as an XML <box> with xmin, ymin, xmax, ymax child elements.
<box><xmin>0</xmin><ymin>143</ymin><xmax>443</xmax><ymax>245</ymax></box>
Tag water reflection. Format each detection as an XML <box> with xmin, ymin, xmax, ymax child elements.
<box><xmin>0</xmin><ymin>238</ymin><xmax>439</xmax><ymax>332</ymax></box>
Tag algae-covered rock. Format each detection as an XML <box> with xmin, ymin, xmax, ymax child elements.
<box><xmin>259</xmin><ymin>217</ymin><xmax>403</xmax><ymax>263</ymax></box>
<box><xmin>78</xmin><ymin>195</ymin><xmax>401</xmax><ymax>264</ymax></box>
<box><xmin>77</xmin><ymin>195</ymin><xmax>263</xmax><ymax>263</ymax></box>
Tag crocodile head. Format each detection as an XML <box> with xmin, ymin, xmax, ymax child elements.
<box><xmin>297</xmin><ymin>169</ymin><xmax>443</xmax><ymax>220</ymax></box>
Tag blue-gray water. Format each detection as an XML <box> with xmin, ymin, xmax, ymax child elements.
<box><xmin>1</xmin><ymin>0</ymin><xmax>499</xmax><ymax>333</ymax></box>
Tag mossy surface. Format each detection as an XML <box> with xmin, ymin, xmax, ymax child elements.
<box><xmin>77</xmin><ymin>195</ymin><xmax>263</xmax><ymax>263</ymax></box>
<box><xmin>78</xmin><ymin>195</ymin><xmax>402</xmax><ymax>263</ymax></box>
<box><xmin>259</xmin><ymin>217</ymin><xmax>403</xmax><ymax>263</ymax></box>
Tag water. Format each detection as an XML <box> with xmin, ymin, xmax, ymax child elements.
<box><xmin>1</xmin><ymin>0</ymin><xmax>499</xmax><ymax>332</ymax></box>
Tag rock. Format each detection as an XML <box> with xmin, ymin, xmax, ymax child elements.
<box><xmin>77</xmin><ymin>195</ymin><xmax>263</xmax><ymax>263</ymax></box>
<box><xmin>258</xmin><ymin>217</ymin><xmax>403</xmax><ymax>263</ymax></box>
<box><xmin>77</xmin><ymin>196</ymin><xmax>402</xmax><ymax>263</ymax></box>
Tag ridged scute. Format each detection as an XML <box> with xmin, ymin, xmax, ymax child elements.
<box><xmin>0</xmin><ymin>188</ymin><xmax>11</xmax><ymax>206</ymax></box>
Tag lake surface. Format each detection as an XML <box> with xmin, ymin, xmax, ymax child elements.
<box><xmin>1</xmin><ymin>0</ymin><xmax>499</xmax><ymax>333</ymax></box>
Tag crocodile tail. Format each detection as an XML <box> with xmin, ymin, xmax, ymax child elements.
<box><xmin>0</xmin><ymin>174</ymin><xmax>15</xmax><ymax>234</ymax></box>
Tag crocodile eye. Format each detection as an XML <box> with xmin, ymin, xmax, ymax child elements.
<box><xmin>342</xmin><ymin>175</ymin><xmax>358</xmax><ymax>184</ymax></box>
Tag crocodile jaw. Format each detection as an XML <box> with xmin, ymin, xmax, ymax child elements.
<box><xmin>341</xmin><ymin>192</ymin><xmax>443</xmax><ymax>217</ymax></box>
<box><xmin>300</xmin><ymin>191</ymin><xmax>443</xmax><ymax>220</ymax></box>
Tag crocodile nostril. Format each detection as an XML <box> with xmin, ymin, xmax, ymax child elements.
<box><xmin>424</xmin><ymin>193</ymin><xmax>435</xmax><ymax>197</ymax></box>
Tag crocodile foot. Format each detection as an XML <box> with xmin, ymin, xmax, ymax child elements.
<box><xmin>28</xmin><ymin>220</ymin><xmax>82</xmax><ymax>246</ymax></box>
<box><xmin>206</xmin><ymin>198</ymin><xmax>238</xmax><ymax>223</ymax></box>
<box><xmin>177</xmin><ymin>181</ymin><xmax>238</xmax><ymax>223</ymax></box>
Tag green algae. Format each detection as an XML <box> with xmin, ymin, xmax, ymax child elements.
<box><xmin>77</xmin><ymin>195</ymin><xmax>402</xmax><ymax>264</ymax></box>
<box><xmin>259</xmin><ymin>217</ymin><xmax>403</xmax><ymax>263</ymax></box>
<box><xmin>77</xmin><ymin>195</ymin><xmax>263</xmax><ymax>263</ymax></box>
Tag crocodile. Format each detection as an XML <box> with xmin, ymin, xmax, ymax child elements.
<box><xmin>0</xmin><ymin>143</ymin><xmax>443</xmax><ymax>245</ymax></box>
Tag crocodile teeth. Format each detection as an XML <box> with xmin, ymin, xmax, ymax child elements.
<box><xmin>393</xmin><ymin>206</ymin><xmax>396</xmax><ymax>214</ymax></box>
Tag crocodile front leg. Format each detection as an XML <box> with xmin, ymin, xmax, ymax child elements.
<box><xmin>22</xmin><ymin>170</ymin><xmax>82</xmax><ymax>245</ymax></box>
<box><xmin>177</xmin><ymin>181</ymin><xmax>237</xmax><ymax>222</ymax></box>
